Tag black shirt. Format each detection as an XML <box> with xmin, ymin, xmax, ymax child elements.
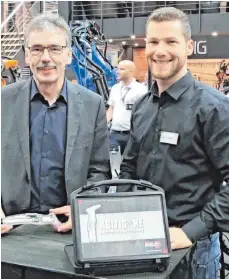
<box><xmin>29</xmin><ymin>79</ymin><xmax>68</xmax><ymax>213</ymax></box>
<box><xmin>119</xmin><ymin>71</ymin><xmax>229</xmax><ymax>242</ymax></box>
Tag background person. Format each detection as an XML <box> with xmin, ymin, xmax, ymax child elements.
<box><xmin>106</xmin><ymin>60</ymin><xmax>147</xmax><ymax>154</ymax></box>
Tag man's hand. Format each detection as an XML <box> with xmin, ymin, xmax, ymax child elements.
<box><xmin>169</xmin><ymin>227</ymin><xmax>192</xmax><ymax>250</ymax></box>
<box><xmin>1</xmin><ymin>224</ymin><xmax>13</xmax><ymax>235</ymax></box>
<box><xmin>50</xmin><ymin>206</ymin><xmax>72</xmax><ymax>233</ymax></box>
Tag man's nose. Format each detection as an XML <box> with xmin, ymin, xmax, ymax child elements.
<box><xmin>40</xmin><ymin>48</ymin><xmax>52</xmax><ymax>61</ymax></box>
<box><xmin>154</xmin><ymin>42</ymin><xmax>168</xmax><ymax>57</ymax></box>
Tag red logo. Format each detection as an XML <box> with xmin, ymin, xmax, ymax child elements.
<box><xmin>154</xmin><ymin>241</ymin><xmax>162</xmax><ymax>249</ymax></box>
<box><xmin>145</xmin><ymin>240</ymin><xmax>161</xmax><ymax>249</ymax></box>
<box><xmin>162</xmin><ymin>248</ymin><xmax>168</xmax><ymax>254</ymax></box>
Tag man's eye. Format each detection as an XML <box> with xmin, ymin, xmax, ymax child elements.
<box><xmin>168</xmin><ymin>41</ymin><xmax>177</xmax><ymax>44</ymax></box>
<box><xmin>50</xmin><ymin>46</ymin><xmax>60</xmax><ymax>51</ymax></box>
<box><xmin>149</xmin><ymin>41</ymin><xmax>158</xmax><ymax>45</ymax></box>
<box><xmin>32</xmin><ymin>47</ymin><xmax>42</xmax><ymax>51</ymax></box>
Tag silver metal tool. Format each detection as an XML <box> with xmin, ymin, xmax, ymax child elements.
<box><xmin>2</xmin><ymin>212</ymin><xmax>61</xmax><ymax>229</ymax></box>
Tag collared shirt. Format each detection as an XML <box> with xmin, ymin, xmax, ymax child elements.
<box><xmin>108</xmin><ymin>79</ymin><xmax>147</xmax><ymax>131</ymax></box>
<box><xmin>29</xmin><ymin>79</ymin><xmax>68</xmax><ymax>213</ymax></box>
<box><xmin>119</xmin><ymin>71</ymin><xmax>229</xmax><ymax>242</ymax></box>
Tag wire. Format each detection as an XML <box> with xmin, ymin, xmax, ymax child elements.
<box><xmin>114</xmin><ymin>169</ymin><xmax>119</xmax><ymax>177</ymax></box>
<box><xmin>223</xmin><ymin>234</ymin><xmax>229</xmax><ymax>243</ymax></box>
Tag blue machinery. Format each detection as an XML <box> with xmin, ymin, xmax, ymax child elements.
<box><xmin>69</xmin><ymin>21</ymin><xmax>118</xmax><ymax>102</ymax></box>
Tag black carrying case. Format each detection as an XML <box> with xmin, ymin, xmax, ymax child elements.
<box><xmin>65</xmin><ymin>179</ymin><xmax>171</xmax><ymax>276</ymax></box>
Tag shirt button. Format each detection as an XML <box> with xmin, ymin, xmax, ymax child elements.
<box><xmin>44</xmin><ymin>130</ymin><xmax>49</xmax><ymax>134</ymax></box>
<box><xmin>41</xmin><ymin>177</ymin><xmax>45</xmax><ymax>182</ymax></box>
<box><xmin>159</xmin><ymin>107</ymin><xmax>163</xmax><ymax>111</ymax></box>
<box><xmin>155</xmin><ymin>127</ymin><xmax>159</xmax><ymax>132</ymax></box>
<box><xmin>153</xmin><ymin>150</ymin><xmax>156</xmax><ymax>155</ymax></box>
<box><xmin>42</xmin><ymin>153</ymin><xmax>47</xmax><ymax>158</ymax></box>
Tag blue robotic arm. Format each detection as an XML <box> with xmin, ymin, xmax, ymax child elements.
<box><xmin>69</xmin><ymin>21</ymin><xmax>117</xmax><ymax>102</ymax></box>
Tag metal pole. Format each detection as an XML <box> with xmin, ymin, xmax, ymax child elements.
<box><xmin>101</xmin><ymin>1</ymin><xmax>103</xmax><ymax>33</ymax></box>
<box><xmin>12</xmin><ymin>16</ymin><xmax>25</xmax><ymax>52</ymax></box>
<box><xmin>71</xmin><ymin>1</ymin><xmax>73</xmax><ymax>23</ymax></box>
<box><xmin>132</xmin><ymin>1</ymin><xmax>134</xmax><ymax>35</ymax></box>
<box><xmin>198</xmin><ymin>1</ymin><xmax>201</xmax><ymax>33</ymax></box>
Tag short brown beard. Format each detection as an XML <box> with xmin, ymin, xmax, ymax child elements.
<box><xmin>149</xmin><ymin>59</ymin><xmax>182</xmax><ymax>80</ymax></box>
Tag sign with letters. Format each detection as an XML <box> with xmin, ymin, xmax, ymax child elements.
<box><xmin>193</xmin><ymin>40</ymin><xmax>207</xmax><ymax>55</ymax></box>
<box><xmin>191</xmin><ymin>35</ymin><xmax>229</xmax><ymax>59</ymax></box>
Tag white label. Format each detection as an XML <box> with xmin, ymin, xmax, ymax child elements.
<box><xmin>160</xmin><ymin>131</ymin><xmax>179</xmax><ymax>145</ymax></box>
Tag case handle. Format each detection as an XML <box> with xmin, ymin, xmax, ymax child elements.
<box><xmin>74</xmin><ymin>179</ymin><xmax>163</xmax><ymax>195</ymax></box>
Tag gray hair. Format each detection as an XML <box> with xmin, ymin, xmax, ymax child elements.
<box><xmin>146</xmin><ymin>7</ymin><xmax>191</xmax><ymax>40</ymax></box>
<box><xmin>25</xmin><ymin>12</ymin><xmax>71</xmax><ymax>47</ymax></box>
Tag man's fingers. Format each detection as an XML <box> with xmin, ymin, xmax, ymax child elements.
<box><xmin>171</xmin><ymin>242</ymin><xmax>181</xmax><ymax>250</ymax></box>
<box><xmin>171</xmin><ymin>241</ymin><xmax>192</xmax><ymax>250</ymax></box>
<box><xmin>171</xmin><ymin>243</ymin><xmax>175</xmax><ymax>250</ymax></box>
<box><xmin>57</xmin><ymin>220</ymin><xmax>72</xmax><ymax>233</ymax></box>
<box><xmin>49</xmin><ymin>206</ymin><xmax>72</xmax><ymax>232</ymax></box>
<box><xmin>1</xmin><ymin>228</ymin><xmax>9</xmax><ymax>234</ymax></box>
<box><xmin>169</xmin><ymin>227</ymin><xmax>192</xmax><ymax>250</ymax></box>
<box><xmin>1</xmin><ymin>224</ymin><xmax>13</xmax><ymax>234</ymax></box>
<box><xmin>50</xmin><ymin>205</ymin><xmax>70</xmax><ymax>215</ymax></box>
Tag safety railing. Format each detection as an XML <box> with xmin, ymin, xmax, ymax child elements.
<box><xmin>42</xmin><ymin>1</ymin><xmax>58</xmax><ymax>14</ymax></box>
<box><xmin>1</xmin><ymin>2</ymin><xmax>40</xmax><ymax>58</ymax></box>
<box><xmin>1</xmin><ymin>1</ymin><xmax>58</xmax><ymax>58</ymax></box>
<box><xmin>71</xmin><ymin>1</ymin><xmax>228</xmax><ymax>21</ymax></box>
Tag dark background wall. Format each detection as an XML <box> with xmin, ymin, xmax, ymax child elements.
<box><xmin>100</xmin><ymin>13</ymin><xmax>229</xmax><ymax>38</ymax></box>
<box><xmin>58</xmin><ymin>2</ymin><xmax>229</xmax><ymax>39</ymax></box>
<box><xmin>58</xmin><ymin>1</ymin><xmax>229</xmax><ymax>60</ymax></box>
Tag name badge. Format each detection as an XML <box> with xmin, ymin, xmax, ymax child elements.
<box><xmin>126</xmin><ymin>104</ymin><xmax>133</xmax><ymax>110</ymax></box>
<box><xmin>160</xmin><ymin>131</ymin><xmax>179</xmax><ymax>145</ymax></box>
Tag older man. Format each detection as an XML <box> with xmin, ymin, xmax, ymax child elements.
<box><xmin>1</xmin><ymin>13</ymin><xmax>111</xmax><ymax>234</ymax></box>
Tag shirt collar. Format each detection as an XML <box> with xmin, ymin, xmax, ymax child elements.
<box><xmin>120</xmin><ymin>78</ymin><xmax>136</xmax><ymax>89</ymax></box>
<box><xmin>151</xmin><ymin>71</ymin><xmax>195</xmax><ymax>101</ymax></box>
<box><xmin>30</xmin><ymin>78</ymin><xmax>68</xmax><ymax>103</ymax></box>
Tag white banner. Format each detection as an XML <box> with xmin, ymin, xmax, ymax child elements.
<box><xmin>80</xmin><ymin>210</ymin><xmax>165</xmax><ymax>243</ymax></box>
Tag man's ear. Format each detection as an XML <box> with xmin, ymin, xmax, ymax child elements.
<box><xmin>25</xmin><ymin>48</ymin><xmax>30</xmax><ymax>66</ymax></box>
<box><xmin>67</xmin><ymin>49</ymin><xmax>72</xmax><ymax>64</ymax></box>
<box><xmin>68</xmin><ymin>56</ymin><xmax>72</xmax><ymax>64</ymax></box>
<box><xmin>187</xmin><ymin>39</ymin><xmax>194</xmax><ymax>57</ymax></box>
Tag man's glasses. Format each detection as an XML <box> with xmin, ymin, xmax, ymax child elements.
<box><xmin>28</xmin><ymin>45</ymin><xmax>67</xmax><ymax>56</ymax></box>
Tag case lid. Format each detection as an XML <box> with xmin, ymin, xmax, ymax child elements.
<box><xmin>72</xmin><ymin>192</ymin><xmax>171</xmax><ymax>263</ymax></box>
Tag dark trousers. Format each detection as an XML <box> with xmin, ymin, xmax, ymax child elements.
<box><xmin>110</xmin><ymin>130</ymin><xmax>130</xmax><ymax>155</ymax></box>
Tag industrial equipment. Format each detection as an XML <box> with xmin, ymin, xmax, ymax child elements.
<box><xmin>1</xmin><ymin>57</ymin><xmax>21</xmax><ymax>87</ymax></box>
<box><xmin>69</xmin><ymin>20</ymin><xmax>118</xmax><ymax>102</ymax></box>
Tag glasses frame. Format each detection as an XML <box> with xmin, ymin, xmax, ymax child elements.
<box><xmin>27</xmin><ymin>45</ymin><xmax>68</xmax><ymax>56</ymax></box>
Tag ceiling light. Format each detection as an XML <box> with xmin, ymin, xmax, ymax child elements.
<box><xmin>131</xmin><ymin>35</ymin><xmax>135</xmax><ymax>39</ymax></box>
<box><xmin>108</xmin><ymin>39</ymin><xmax>113</xmax><ymax>43</ymax></box>
<box><xmin>134</xmin><ymin>43</ymin><xmax>139</xmax><ymax>47</ymax></box>
<box><xmin>211</xmin><ymin>31</ymin><xmax>218</xmax><ymax>36</ymax></box>
<box><xmin>144</xmin><ymin>38</ymin><xmax>147</xmax><ymax>41</ymax></box>
<box><xmin>94</xmin><ymin>36</ymin><xmax>98</xmax><ymax>40</ymax></box>
<box><xmin>122</xmin><ymin>41</ymin><xmax>126</xmax><ymax>45</ymax></box>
